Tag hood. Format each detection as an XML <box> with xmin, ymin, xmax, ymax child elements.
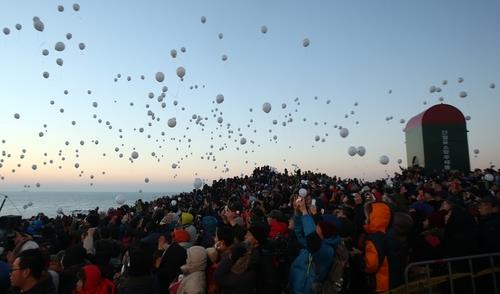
<box><xmin>364</xmin><ymin>202</ymin><xmax>391</xmax><ymax>234</ymax></box>
<box><xmin>181</xmin><ymin>212</ymin><xmax>194</xmax><ymax>225</ymax></box>
<box><xmin>202</xmin><ymin>216</ymin><xmax>218</xmax><ymax>236</ymax></box>
<box><xmin>82</xmin><ymin>265</ymin><xmax>102</xmax><ymax>291</ymax></box>
<box><xmin>181</xmin><ymin>246</ymin><xmax>207</xmax><ymax>274</ymax></box>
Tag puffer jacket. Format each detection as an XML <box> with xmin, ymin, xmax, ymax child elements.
<box><xmin>289</xmin><ymin>214</ymin><xmax>339</xmax><ymax>294</ymax></box>
<box><xmin>363</xmin><ymin>202</ymin><xmax>391</xmax><ymax>293</ymax></box>
<box><xmin>177</xmin><ymin>246</ymin><xmax>207</xmax><ymax>294</ymax></box>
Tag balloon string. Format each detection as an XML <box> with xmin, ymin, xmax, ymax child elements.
<box><xmin>6</xmin><ymin>196</ymin><xmax>23</xmax><ymax>215</ymax></box>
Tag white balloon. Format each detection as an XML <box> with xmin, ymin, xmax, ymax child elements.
<box><xmin>465</xmin><ymin>115</ymin><xmax>471</xmax><ymax>121</ymax></box>
<box><xmin>14</xmin><ymin>113</ymin><xmax>20</xmax><ymax>119</ymax></box>
<box><xmin>217</xmin><ymin>117</ymin><xmax>223</xmax><ymax>123</ymax></box>
<box><xmin>92</xmin><ymin>102</ymin><xmax>98</xmax><ymax>108</ymax></box>
<box><xmin>42</xmin><ymin>49</ymin><xmax>49</xmax><ymax>56</ymax></box>
<box><xmin>442</xmin><ymin>80</ymin><xmax>448</xmax><ymax>85</ymax></box>
<box><xmin>201</xmin><ymin>16</ymin><xmax>207</xmax><ymax>24</ymax></box>
<box><xmin>298</xmin><ymin>188</ymin><xmax>307</xmax><ymax>197</ymax></box>
<box><xmin>56</xmin><ymin>58</ymin><xmax>63</xmax><ymax>66</ymax></box>
<box><xmin>176</xmin><ymin>66</ymin><xmax>186</xmax><ymax>79</ymax></box>
<box><xmin>131</xmin><ymin>151</ymin><xmax>139</xmax><ymax>159</ymax></box>
<box><xmin>400</xmin><ymin>118</ymin><xmax>405</xmax><ymax>124</ymax></box>
<box><xmin>3</xmin><ymin>27</ymin><xmax>10</xmax><ymax>35</ymax></box>
<box><xmin>490</xmin><ymin>83</ymin><xmax>496</xmax><ymax>89</ymax></box>
<box><xmin>193</xmin><ymin>178</ymin><xmax>203</xmax><ymax>189</ymax></box>
<box><xmin>348</xmin><ymin>146</ymin><xmax>357</xmax><ymax>156</ymax></box>
<box><xmin>484</xmin><ymin>174</ymin><xmax>494</xmax><ymax>182</ymax></box>
<box><xmin>339</xmin><ymin>128</ymin><xmax>349</xmax><ymax>138</ymax></box>
<box><xmin>23</xmin><ymin>205</ymin><xmax>28</xmax><ymax>210</ymax></box>
<box><xmin>58</xmin><ymin>5</ymin><xmax>64</xmax><ymax>12</ymax></box>
<box><xmin>78</xmin><ymin>42</ymin><xmax>85</xmax><ymax>50</ymax></box>
<box><xmin>221</xmin><ymin>54</ymin><xmax>228</xmax><ymax>61</ymax></box>
<box><xmin>459</xmin><ymin>91</ymin><xmax>467</xmax><ymax>98</ymax></box>
<box><xmin>33</xmin><ymin>18</ymin><xmax>44</xmax><ymax>32</ymax></box>
<box><xmin>262</xmin><ymin>102</ymin><xmax>272</xmax><ymax>113</ymax></box>
<box><xmin>55</xmin><ymin>42</ymin><xmax>65</xmax><ymax>51</ymax></box>
<box><xmin>261</xmin><ymin>25</ymin><xmax>268</xmax><ymax>34</ymax></box>
<box><xmin>168</xmin><ymin>117</ymin><xmax>177</xmax><ymax>128</ymax></box>
<box><xmin>115</xmin><ymin>194</ymin><xmax>125</xmax><ymax>205</ymax></box>
<box><xmin>240</xmin><ymin>137</ymin><xmax>247</xmax><ymax>145</ymax></box>
<box><xmin>397</xmin><ymin>159</ymin><xmax>403</xmax><ymax>164</ymax></box>
<box><xmin>473</xmin><ymin>149</ymin><xmax>479</xmax><ymax>154</ymax></box>
<box><xmin>302</xmin><ymin>38</ymin><xmax>310</xmax><ymax>47</ymax></box>
<box><xmin>170</xmin><ymin>49</ymin><xmax>177</xmax><ymax>58</ymax></box>
<box><xmin>379</xmin><ymin>155</ymin><xmax>390</xmax><ymax>165</ymax></box>
<box><xmin>180</xmin><ymin>47</ymin><xmax>186</xmax><ymax>53</ymax></box>
<box><xmin>32</xmin><ymin>164</ymin><xmax>37</xmax><ymax>170</ymax></box>
<box><xmin>43</xmin><ymin>72</ymin><xmax>50</xmax><ymax>79</ymax></box>
<box><xmin>144</xmin><ymin>177</ymin><xmax>149</xmax><ymax>183</ymax></box>
<box><xmin>315</xmin><ymin>136</ymin><xmax>320</xmax><ymax>142</ymax></box>
<box><xmin>357</xmin><ymin>146</ymin><xmax>366</xmax><ymax>156</ymax></box>
<box><xmin>218</xmin><ymin>32</ymin><xmax>223</xmax><ymax>39</ymax></box>
<box><xmin>458</xmin><ymin>77</ymin><xmax>464</xmax><ymax>83</ymax></box>
<box><xmin>66</xmin><ymin>33</ymin><xmax>72</xmax><ymax>40</ymax></box>
<box><xmin>216</xmin><ymin>94</ymin><xmax>224</xmax><ymax>104</ymax></box>
<box><xmin>155</xmin><ymin>72</ymin><xmax>165</xmax><ymax>82</ymax></box>
<box><xmin>57</xmin><ymin>207</ymin><xmax>64</xmax><ymax>214</ymax></box>
<box><xmin>73</xmin><ymin>3</ymin><xmax>80</xmax><ymax>11</ymax></box>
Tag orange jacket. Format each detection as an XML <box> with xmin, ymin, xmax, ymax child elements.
<box><xmin>363</xmin><ymin>202</ymin><xmax>391</xmax><ymax>293</ymax></box>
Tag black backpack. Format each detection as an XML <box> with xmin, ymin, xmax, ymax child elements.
<box><xmin>311</xmin><ymin>239</ymin><xmax>350</xmax><ymax>294</ymax></box>
<box><xmin>365</xmin><ymin>231</ymin><xmax>401</xmax><ymax>291</ymax></box>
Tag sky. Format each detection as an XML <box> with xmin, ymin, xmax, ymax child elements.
<box><xmin>0</xmin><ymin>0</ymin><xmax>499</xmax><ymax>192</ymax></box>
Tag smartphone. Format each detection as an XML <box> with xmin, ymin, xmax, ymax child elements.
<box><xmin>311</xmin><ymin>199</ymin><xmax>317</xmax><ymax>207</ymax></box>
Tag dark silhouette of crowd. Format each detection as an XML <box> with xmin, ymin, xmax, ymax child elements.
<box><xmin>0</xmin><ymin>165</ymin><xmax>499</xmax><ymax>294</ymax></box>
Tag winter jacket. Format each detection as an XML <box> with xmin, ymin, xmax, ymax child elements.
<box><xmin>116</xmin><ymin>274</ymin><xmax>160</xmax><ymax>294</ymax></box>
<box><xmin>156</xmin><ymin>242</ymin><xmax>187</xmax><ymax>293</ymax></box>
<box><xmin>10</xmin><ymin>273</ymin><xmax>57</xmax><ymax>294</ymax></box>
<box><xmin>73</xmin><ymin>265</ymin><xmax>115</xmax><ymax>294</ymax></box>
<box><xmin>289</xmin><ymin>214</ymin><xmax>338</xmax><ymax>294</ymax></box>
<box><xmin>363</xmin><ymin>202</ymin><xmax>391</xmax><ymax>293</ymax></box>
<box><xmin>213</xmin><ymin>255</ymin><xmax>256</xmax><ymax>294</ymax></box>
<box><xmin>477</xmin><ymin>212</ymin><xmax>500</xmax><ymax>254</ymax></box>
<box><xmin>177</xmin><ymin>246</ymin><xmax>207</xmax><ymax>294</ymax></box>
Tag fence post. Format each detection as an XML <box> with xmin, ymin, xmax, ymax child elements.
<box><xmin>468</xmin><ymin>259</ymin><xmax>476</xmax><ymax>294</ymax></box>
<box><xmin>490</xmin><ymin>256</ymin><xmax>498</xmax><ymax>294</ymax></box>
<box><xmin>447</xmin><ymin>262</ymin><xmax>455</xmax><ymax>294</ymax></box>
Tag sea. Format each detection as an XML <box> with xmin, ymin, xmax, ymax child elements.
<box><xmin>0</xmin><ymin>191</ymin><xmax>178</xmax><ymax>219</ymax></box>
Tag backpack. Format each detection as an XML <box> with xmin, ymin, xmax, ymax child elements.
<box><xmin>364</xmin><ymin>231</ymin><xmax>401</xmax><ymax>291</ymax></box>
<box><xmin>317</xmin><ymin>239</ymin><xmax>350</xmax><ymax>294</ymax></box>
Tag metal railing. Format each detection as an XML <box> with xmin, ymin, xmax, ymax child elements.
<box><xmin>384</xmin><ymin>252</ymin><xmax>500</xmax><ymax>294</ymax></box>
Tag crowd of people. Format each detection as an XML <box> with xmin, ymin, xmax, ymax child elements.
<box><xmin>0</xmin><ymin>165</ymin><xmax>499</xmax><ymax>294</ymax></box>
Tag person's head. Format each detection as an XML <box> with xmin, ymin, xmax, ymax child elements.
<box><xmin>245</xmin><ymin>224</ymin><xmax>268</xmax><ymax>247</ymax></box>
<box><xmin>10</xmin><ymin>249</ymin><xmax>47</xmax><ymax>291</ymax></box>
<box><xmin>316</xmin><ymin>215</ymin><xmax>338</xmax><ymax>240</ymax></box>
<box><xmin>478</xmin><ymin>196</ymin><xmax>500</xmax><ymax>216</ymax></box>
<box><xmin>214</xmin><ymin>225</ymin><xmax>234</xmax><ymax>251</ymax></box>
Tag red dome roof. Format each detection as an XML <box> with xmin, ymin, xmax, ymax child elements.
<box><xmin>405</xmin><ymin>104</ymin><xmax>466</xmax><ymax>131</ymax></box>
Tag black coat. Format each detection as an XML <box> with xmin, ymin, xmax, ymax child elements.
<box><xmin>10</xmin><ymin>275</ymin><xmax>56</xmax><ymax>294</ymax></box>
<box><xmin>214</xmin><ymin>256</ymin><xmax>256</xmax><ymax>294</ymax></box>
<box><xmin>477</xmin><ymin>212</ymin><xmax>500</xmax><ymax>254</ymax></box>
<box><xmin>117</xmin><ymin>274</ymin><xmax>160</xmax><ymax>294</ymax></box>
<box><xmin>155</xmin><ymin>243</ymin><xmax>187</xmax><ymax>293</ymax></box>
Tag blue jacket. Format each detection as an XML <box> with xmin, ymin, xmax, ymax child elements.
<box><xmin>289</xmin><ymin>214</ymin><xmax>339</xmax><ymax>294</ymax></box>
